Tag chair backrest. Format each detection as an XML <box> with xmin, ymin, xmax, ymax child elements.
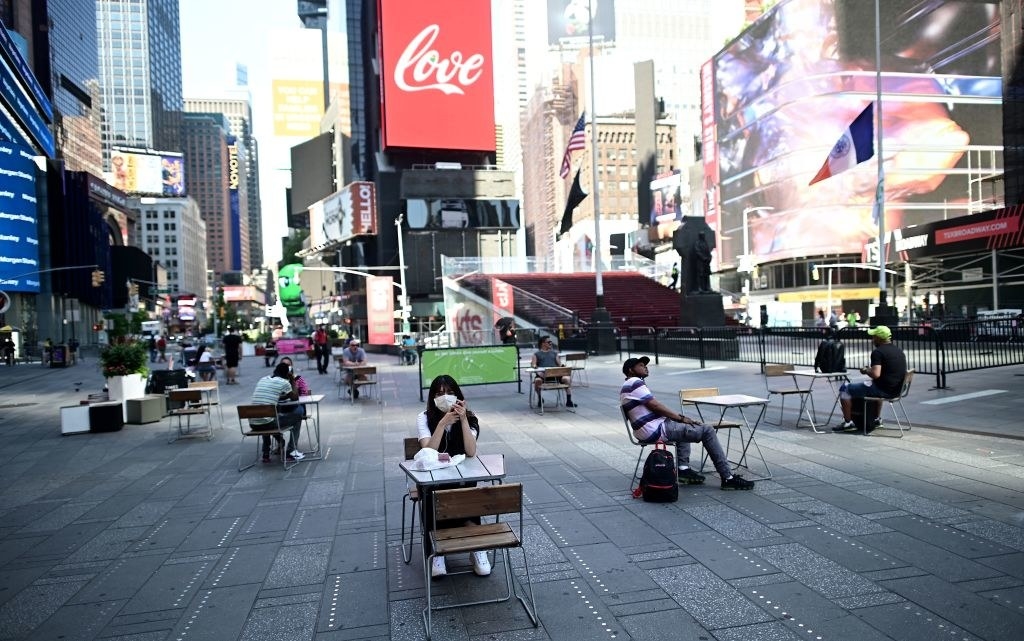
<box><xmin>237</xmin><ymin>404</ymin><xmax>277</xmax><ymax>421</ymax></box>
<box><xmin>563</xmin><ymin>352</ymin><xmax>586</xmax><ymax>365</ymax></box>
<box><xmin>542</xmin><ymin>366</ymin><xmax>572</xmax><ymax>380</ymax></box>
<box><xmin>403</xmin><ymin>437</ymin><xmax>421</xmax><ymax>460</ymax></box>
<box><xmin>898</xmin><ymin>370</ymin><xmax>914</xmax><ymax>399</ymax></box>
<box><xmin>168</xmin><ymin>388</ymin><xmax>203</xmax><ymax>404</ymax></box>
<box><xmin>679</xmin><ymin>387</ymin><xmax>720</xmax><ymax>408</ymax></box>
<box><xmin>433</xmin><ymin>483</ymin><xmax>522</xmax><ymax>522</ymax></box>
<box><xmin>764</xmin><ymin>364</ymin><xmax>793</xmax><ymax>377</ymax></box>
<box><xmin>620</xmin><ymin>406</ymin><xmax>640</xmax><ymax>446</ymax></box>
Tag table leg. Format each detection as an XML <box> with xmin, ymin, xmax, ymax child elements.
<box><xmin>791</xmin><ymin>375</ymin><xmax>824</xmax><ymax>433</ymax></box>
<box><xmin>734</xmin><ymin>404</ymin><xmax>772</xmax><ymax>480</ymax></box>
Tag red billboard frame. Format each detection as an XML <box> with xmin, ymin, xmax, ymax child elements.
<box><xmin>377</xmin><ymin>0</ymin><xmax>496</xmax><ymax>152</ymax></box>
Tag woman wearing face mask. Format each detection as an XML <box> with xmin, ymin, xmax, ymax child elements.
<box><xmin>272</xmin><ymin>357</ymin><xmax>309</xmax><ymax>460</ymax></box>
<box><xmin>417</xmin><ymin>375</ymin><xmax>489</xmax><ymax>579</ymax></box>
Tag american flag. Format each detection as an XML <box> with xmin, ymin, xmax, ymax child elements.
<box><xmin>559</xmin><ymin>112</ymin><xmax>587</xmax><ymax>178</ymax></box>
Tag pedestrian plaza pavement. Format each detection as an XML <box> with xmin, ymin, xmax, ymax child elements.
<box><xmin>0</xmin><ymin>351</ymin><xmax>1022</xmax><ymax>640</ymax></box>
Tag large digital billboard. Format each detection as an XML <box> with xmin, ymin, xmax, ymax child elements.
<box><xmin>378</xmin><ymin>0</ymin><xmax>495</xmax><ymax>151</ymax></box>
<box><xmin>321</xmin><ymin>181</ymin><xmax>378</xmax><ymax>245</ymax></box>
<box><xmin>108</xmin><ymin>148</ymin><xmax>186</xmax><ymax>196</ymax></box>
<box><xmin>405</xmin><ymin>198</ymin><xmax>520</xmax><ymax>230</ymax></box>
<box><xmin>546</xmin><ymin>0</ymin><xmax>616</xmax><ymax>46</ymax></box>
<box><xmin>705</xmin><ymin>0</ymin><xmax>1002</xmax><ymax>268</ymax></box>
<box><xmin>0</xmin><ymin>141</ymin><xmax>39</xmax><ymax>292</ymax></box>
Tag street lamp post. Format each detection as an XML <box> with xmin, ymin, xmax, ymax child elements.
<box><xmin>395</xmin><ymin>214</ymin><xmax>410</xmax><ymax>334</ymax></box>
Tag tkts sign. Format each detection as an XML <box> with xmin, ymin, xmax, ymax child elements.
<box><xmin>378</xmin><ymin>0</ymin><xmax>495</xmax><ymax>151</ymax></box>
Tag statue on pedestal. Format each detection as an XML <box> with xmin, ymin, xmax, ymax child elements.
<box><xmin>672</xmin><ymin>217</ymin><xmax>717</xmax><ymax>296</ymax></box>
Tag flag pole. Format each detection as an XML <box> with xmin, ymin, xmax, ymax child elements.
<box><xmin>874</xmin><ymin>0</ymin><xmax>893</xmax><ymax>321</ymax></box>
<box><xmin>588</xmin><ymin>0</ymin><xmax>604</xmax><ymax>310</ymax></box>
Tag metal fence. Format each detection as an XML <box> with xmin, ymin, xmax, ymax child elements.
<box><xmin>619</xmin><ymin>319</ymin><xmax>1024</xmax><ymax>389</ymax></box>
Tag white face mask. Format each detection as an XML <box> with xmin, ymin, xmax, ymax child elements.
<box><xmin>433</xmin><ymin>394</ymin><xmax>458</xmax><ymax>412</ymax></box>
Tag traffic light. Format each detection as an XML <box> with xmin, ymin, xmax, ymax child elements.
<box><xmin>91</xmin><ymin>269</ymin><xmax>105</xmax><ymax>287</ymax></box>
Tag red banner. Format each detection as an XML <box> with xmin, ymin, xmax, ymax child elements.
<box><xmin>491</xmin><ymin>278</ymin><xmax>514</xmax><ymax>325</ymax></box>
<box><xmin>378</xmin><ymin>0</ymin><xmax>495</xmax><ymax>151</ymax></box>
<box><xmin>366</xmin><ymin>276</ymin><xmax>395</xmax><ymax>345</ymax></box>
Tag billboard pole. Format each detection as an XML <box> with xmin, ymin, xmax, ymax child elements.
<box><xmin>586</xmin><ymin>0</ymin><xmax>614</xmax><ymax>353</ymax></box>
<box><xmin>873</xmin><ymin>0</ymin><xmax>896</xmax><ymax>325</ymax></box>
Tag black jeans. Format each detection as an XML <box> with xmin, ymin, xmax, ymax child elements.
<box><xmin>252</xmin><ymin>411</ymin><xmax>303</xmax><ymax>455</ymax></box>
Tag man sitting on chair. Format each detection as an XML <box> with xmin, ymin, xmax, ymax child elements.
<box><xmin>833</xmin><ymin>326</ymin><xmax>907</xmax><ymax>433</ymax></box>
<box><xmin>250</xmin><ymin>362</ymin><xmax>303</xmax><ymax>463</ymax></box>
<box><xmin>621</xmin><ymin>356</ymin><xmax>754</xmax><ymax>490</ymax></box>
<box><xmin>531</xmin><ymin>336</ymin><xmax>576</xmax><ymax>408</ymax></box>
<box><xmin>341</xmin><ymin>339</ymin><xmax>368</xmax><ymax>398</ymax></box>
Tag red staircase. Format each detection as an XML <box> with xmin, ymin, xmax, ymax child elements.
<box><xmin>485</xmin><ymin>272</ymin><xmax>684</xmax><ymax>330</ymax></box>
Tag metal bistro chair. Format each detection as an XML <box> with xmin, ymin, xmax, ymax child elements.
<box><xmin>236</xmin><ymin>404</ymin><xmax>298</xmax><ymax>471</ymax></box>
<box><xmin>166</xmin><ymin>389</ymin><xmax>212</xmax><ymax>443</ymax></box>
<box><xmin>679</xmin><ymin>387</ymin><xmax>743</xmax><ymax>473</ymax></box>
<box><xmin>535</xmin><ymin>366</ymin><xmax>574</xmax><ymax>415</ymax></box>
<box><xmin>400</xmin><ymin>437</ymin><xmax>423</xmax><ymax>564</ymax></box>
<box><xmin>762</xmin><ymin>363</ymin><xmax>814</xmax><ymax>426</ymax></box>
<box><xmin>423</xmin><ymin>483</ymin><xmax>538</xmax><ymax>639</ymax></box>
<box><xmin>621</xmin><ymin>406</ymin><xmax>656</xmax><ymax>492</ymax></box>
<box><xmin>862</xmin><ymin>370</ymin><xmax>915</xmax><ymax>438</ymax></box>
<box><xmin>563</xmin><ymin>352</ymin><xmax>589</xmax><ymax>387</ymax></box>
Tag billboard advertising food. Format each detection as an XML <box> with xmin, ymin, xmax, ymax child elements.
<box><xmin>0</xmin><ymin>141</ymin><xmax>39</xmax><ymax>292</ymax></box>
<box><xmin>378</xmin><ymin>0</ymin><xmax>495</xmax><ymax>151</ymax></box>
<box><xmin>367</xmin><ymin>276</ymin><xmax>395</xmax><ymax>345</ymax></box>
<box><xmin>322</xmin><ymin>181</ymin><xmax>378</xmax><ymax>244</ymax></box>
<box><xmin>405</xmin><ymin>198</ymin><xmax>520</xmax><ymax>229</ymax></box>
<box><xmin>706</xmin><ymin>0</ymin><xmax>1002</xmax><ymax>268</ymax></box>
<box><xmin>108</xmin><ymin>148</ymin><xmax>186</xmax><ymax>196</ymax></box>
<box><xmin>546</xmin><ymin>0</ymin><xmax>616</xmax><ymax>46</ymax></box>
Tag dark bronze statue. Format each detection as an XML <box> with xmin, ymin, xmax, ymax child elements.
<box><xmin>672</xmin><ymin>217</ymin><xmax>716</xmax><ymax>295</ymax></box>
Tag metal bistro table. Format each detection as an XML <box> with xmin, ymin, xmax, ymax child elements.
<box><xmin>680</xmin><ymin>393</ymin><xmax>772</xmax><ymax>480</ymax></box>
<box><xmin>187</xmin><ymin>380</ymin><xmax>224</xmax><ymax>429</ymax></box>
<box><xmin>785</xmin><ymin>370</ymin><xmax>850</xmax><ymax>433</ymax></box>
<box><xmin>278</xmin><ymin>394</ymin><xmax>325</xmax><ymax>460</ymax></box>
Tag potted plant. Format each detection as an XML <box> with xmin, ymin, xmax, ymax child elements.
<box><xmin>99</xmin><ymin>341</ymin><xmax>149</xmax><ymax>420</ymax></box>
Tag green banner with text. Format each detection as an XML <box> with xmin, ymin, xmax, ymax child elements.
<box><xmin>420</xmin><ymin>345</ymin><xmax>519</xmax><ymax>389</ymax></box>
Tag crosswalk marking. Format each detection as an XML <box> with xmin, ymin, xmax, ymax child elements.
<box><xmin>921</xmin><ymin>389</ymin><xmax>1007</xmax><ymax>405</ymax></box>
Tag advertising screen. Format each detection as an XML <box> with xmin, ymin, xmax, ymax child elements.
<box><xmin>0</xmin><ymin>141</ymin><xmax>39</xmax><ymax>292</ymax></box>
<box><xmin>378</xmin><ymin>0</ymin><xmax>495</xmax><ymax>151</ymax></box>
<box><xmin>405</xmin><ymin>198</ymin><xmax>520</xmax><ymax>230</ymax></box>
<box><xmin>546</xmin><ymin>0</ymin><xmax>616</xmax><ymax>46</ymax></box>
<box><xmin>706</xmin><ymin>0</ymin><xmax>1002</xmax><ymax>268</ymax></box>
<box><xmin>108</xmin><ymin>148</ymin><xmax>186</xmax><ymax>196</ymax></box>
<box><xmin>367</xmin><ymin>276</ymin><xmax>395</xmax><ymax>345</ymax></box>
<box><xmin>420</xmin><ymin>345</ymin><xmax>519</xmax><ymax>389</ymax></box>
<box><xmin>649</xmin><ymin>171</ymin><xmax>686</xmax><ymax>241</ymax></box>
<box><xmin>321</xmin><ymin>181</ymin><xmax>378</xmax><ymax>244</ymax></box>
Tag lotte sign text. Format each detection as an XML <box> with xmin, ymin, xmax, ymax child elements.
<box><xmin>378</xmin><ymin>0</ymin><xmax>496</xmax><ymax>152</ymax></box>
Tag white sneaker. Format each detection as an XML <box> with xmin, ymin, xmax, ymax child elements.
<box><xmin>431</xmin><ymin>556</ymin><xmax>447</xmax><ymax>578</ymax></box>
<box><xmin>289</xmin><ymin>450</ymin><xmax>305</xmax><ymax>460</ymax></box>
<box><xmin>472</xmin><ymin>551</ymin><xmax>491</xmax><ymax>576</ymax></box>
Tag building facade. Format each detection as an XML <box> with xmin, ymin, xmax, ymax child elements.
<box><xmin>184</xmin><ymin>96</ymin><xmax>263</xmax><ymax>269</ymax></box>
<box><xmin>130</xmin><ymin>196</ymin><xmax>207</xmax><ymax>305</ymax></box>
<box><xmin>182</xmin><ymin>112</ymin><xmax>250</xmax><ymax>279</ymax></box>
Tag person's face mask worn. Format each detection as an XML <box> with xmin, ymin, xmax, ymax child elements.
<box><xmin>433</xmin><ymin>394</ymin><xmax>458</xmax><ymax>412</ymax></box>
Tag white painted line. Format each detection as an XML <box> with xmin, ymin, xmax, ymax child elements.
<box><xmin>664</xmin><ymin>366</ymin><xmax>729</xmax><ymax>376</ymax></box>
<box><xmin>921</xmin><ymin>390</ymin><xmax>1007</xmax><ymax>405</ymax></box>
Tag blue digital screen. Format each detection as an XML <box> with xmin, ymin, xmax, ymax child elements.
<box><xmin>0</xmin><ymin>140</ymin><xmax>38</xmax><ymax>292</ymax></box>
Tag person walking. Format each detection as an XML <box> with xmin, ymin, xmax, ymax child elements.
<box><xmin>313</xmin><ymin>326</ymin><xmax>331</xmax><ymax>374</ymax></box>
<box><xmin>222</xmin><ymin>327</ymin><xmax>243</xmax><ymax>385</ymax></box>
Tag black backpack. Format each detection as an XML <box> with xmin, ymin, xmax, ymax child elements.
<box><xmin>814</xmin><ymin>339</ymin><xmax>846</xmax><ymax>373</ymax></box>
<box><xmin>633</xmin><ymin>443</ymin><xmax>678</xmax><ymax>502</ymax></box>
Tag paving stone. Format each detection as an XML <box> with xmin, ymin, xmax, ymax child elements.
<box><xmin>714</xmin><ymin>491</ymin><xmax>807</xmax><ymax>524</ymax></box>
<box><xmin>648</xmin><ymin>564</ymin><xmax>771</xmax><ymax>629</ymax></box>
<box><xmin>781</xmin><ymin>525</ymin><xmax>907</xmax><ymax>573</ymax></box>
<box><xmin>330</xmin><ymin>531</ymin><xmax>388</xmax><ymax>574</ymax></box>
<box><xmin>301</xmin><ymin>479</ymin><xmax>346</xmax><ymax>507</ymax></box>
<box><xmin>68</xmin><ymin>555</ymin><xmax>168</xmax><ymax>604</ymax></box>
<box><xmin>0</xmin><ymin>565</ymin><xmax>49</xmax><ymax>607</ymax></box>
<box><xmin>289</xmin><ymin>506</ymin><xmax>341</xmax><ymax>540</ymax></box>
<box><xmin>875</xmin><ymin>515</ymin><xmax>1015</xmax><ymax>558</ymax></box>
<box><xmin>617</xmin><ymin>607</ymin><xmax>709</xmax><ymax>640</ymax></box>
<box><xmin>580</xmin><ymin>506</ymin><xmax>673</xmax><ymax>548</ymax></box>
<box><xmin>208</xmin><ymin>490</ymin><xmax>264</xmax><ymax>518</ymax></box>
<box><xmin>977</xmin><ymin>552</ymin><xmax>1024</xmax><ymax>580</ymax></box>
<box><xmin>880</xmin><ymin>574</ymin><xmax>1024</xmax><ymax>641</ymax></box>
<box><xmin>561</xmin><ymin>542</ymin><xmax>662</xmax><ymax>593</ymax></box>
<box><xmin>320</xmin><ymin>570</ymin><xmax>389</xmax><ymax>632</ymax></box>
<box><xmin>200</xmin><ymin>543</ymin><xmax>278</xmax><ymax>589</ymax></box>
<box><xmin>24</xmin><ymin>598</ymin><xmax>127</xmax><ymax>641</ymax></box>
<box><xmin>979</xmin><ymin>584</ymin><xmax>1024</xmax><ymax>614</ymax></box>
<box><xmin>65</xmin><ymin>526</ymin><xmax>150</xmax><ymax>564</ymax></box>
<box><xmin>959</xmin><ymin>575</ymin><xmax>1024</xmax><ymax>593</ymax></box>
<box><xmin>339</xmin><ymin>491</ymin><xmax>385</xmax><ymax>521</ymax></box>
<box><xmin>120</xmin><ymin>558</ymin><xmax>215</xmax><ymax>615</ymax></box>
<box><xmin>621</xmin><ymin>500</ymin><xmax>711</xmax><ymax>536</ymax></box>
<box><xmin>682</xmin><ymin>503</ymin><xmax>778</xmax><ymax>541</ymax></box>
<box><xmin>857</xmin><ymin>531</ymin><xmax>1003</xmax><ymax>582</ymax></box>
<box><xmin>528</xmin><ymin>577</ymin><xmax>627</xmax><ymax>640</ymax></box>
<box><xmin>851</xmin><ymin>601</ymin><xmax>984</xmax><ymax>641</ymax></box>
<box><xmin>239</xmin><ymin>598</ymin><xmax>319</xmax><ymax>641</ymax></box>
<box><xmin>752</xmin><ymin>543</ymin><xmax>883</xmax><ymax>599</ymax></box>
<box><xmin>555</xmin><ymin>482</ymin><xmax>619</xmax><ymax>509</ymax></box>
<box><xmin>264</xmin><ymin>542</ymin><xmax>330</xmax><ymax>589</ymax></box>
<box><xmin>666</xmin><ymin>531</ymin><xmax>777</xmax><ymax>580</ymax></box>
<box><xmin>532</xmin><ymin>510</ymin><xmax>610</xmax><ymax>547</ymax></box>
<box><xmin>18</xmin><ymin>521</ymin><xmax>110</xmax><ymax>561</ymax></box>
<box><xmin>857</xmin><ymin>487</ymin><xmax>969</xmax><ymax>520</ymax></box>
<box><xmin>0</xmin><ymin>578</ymin><xmax>89</xmax><ymax>639</ymax></box>
<box><xmin>953</xmin><ymin>518</ymin><xmax>1024</xmax><ymax>552</ymax></box>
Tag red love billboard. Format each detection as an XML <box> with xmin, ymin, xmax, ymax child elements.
<box><xmin>378</xmin><ymin>0</ymin><xmax>496</xmax><ymax>152</ymax></box>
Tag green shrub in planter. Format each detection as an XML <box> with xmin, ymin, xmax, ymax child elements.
<box><xmin>99</xmin><ymin>341</ymin><xmax>149</xmax><ymax>378</ymax></box>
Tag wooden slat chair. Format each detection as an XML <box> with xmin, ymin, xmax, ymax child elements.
<box><xmin>236</xmin><ymin>404</ymin><xmax>298</xmax><ymax>471</ymax></box>
<box><xmin>536</xmin><ymin>366</ymin><xmax>573</xmax><ymax>415</ymax></box>
<box><xmin>563</xmin><ymin>352</ymin><xmax>589</xmax><ymax>387</ymax></box>
<box><xmin>166</xmin><ymin>388</ymin><xmax>212</xmax><ymax>444</ymax></box>
<box><xmin>423</xmin><ymin>483</ymin><xmax>538</xmax><ymax>639</ymax></box>
<box><xmin>680</xmin><ymin>387</ymin><xmax>743</xmax><ymax>473</ymax></box>
<box><xmin>400</xmin><ymin>437</ymin><xmax>423</xmax><ymax>564</ymax></box>
<box><xmin>862</xmin><ymin>369</ymin><xmax>915</xmax><ymax>438</ymax></box>
<box><xmin>762</xmin><ymin>363</ymin><xmax>814</xmax><ymax>426</ymax></box>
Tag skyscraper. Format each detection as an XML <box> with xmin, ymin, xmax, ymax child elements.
<box><xmin>96</xmin><ymin>0</ymin><xmax>183</xmax><ymax>168</ymax></box>
<box><xmin>184</xmin><ymin>97</ymin><xmax>264</xmax><ymax>269</ymax></box>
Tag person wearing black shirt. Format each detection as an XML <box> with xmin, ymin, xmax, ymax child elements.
<box><xmin>222</xmin><ymin>328</ymin><xmax>243</xmax><ymax>385</ymax></box>
<box><xmin>833</xmin><ymin>326</ymin><xmax>907</xmax><ymax>432</ymax></box>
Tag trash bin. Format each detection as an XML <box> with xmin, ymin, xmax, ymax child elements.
<box><xmin>50</xmin><ymin>344</ymin><xmax>69</xmax><ymax>368</ymax></box>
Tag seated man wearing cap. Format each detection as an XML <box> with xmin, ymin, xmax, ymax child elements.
<box><xmin>341</xmin><ymin>338</ymin><xmax>368</xmax><ymax>398</ymax></box>
<box><xmin>833</xmin><ymin>325</ymin><xmax>907</xmax><ymax>432</ymax></box>
<box><xmin>621</xmin><ymin>356</ymin><xmax>754</xmax><ymax>490</ymax></box>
